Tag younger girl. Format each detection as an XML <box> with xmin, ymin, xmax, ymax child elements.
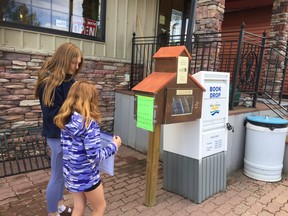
<box><xmin>54</xmin><ymin>81</ymin><xmax>122</xmax><ymax>216</ymax></box>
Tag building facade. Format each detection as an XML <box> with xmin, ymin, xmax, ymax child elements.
<box><xmin>0</xmin><ymin>0</ymin><xmax>287</xmax><ymax>132</ymax></box>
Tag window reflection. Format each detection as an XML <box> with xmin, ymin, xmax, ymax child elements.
<box><xmin>72</xmin><ymin>0</ymin><xmax>83</xmax><ymax>16</ymax></box>
<box><xmin>52</xmin><ymin>0</ymin><xmax>69</xmax><ymax>13</ymax></box>
<box><xmin>32</xmin><ymin>7</ymin><xmax>51</xmax><ymax>28</ymax></box>
<box><xmin>32</xmin><ymin>0</ymin><xmax>51</xmax><ymax>10</ymax></box>
<box><xmin>13</xmin><ymin>2</ymin><xmax>40</xmax><ymax>26</ymax></box>
<box><xmin>52</xmin><ymin>11</ymin><xmax>69</xmax><ymax>31</ymax></box>
<box><xmin>15</xmin><ymin>0</ymin><xmax>30</xmax><ymax>5</ymax></box>
<box><xmin>2</xmin><ymin>0</ymin><xmax>104</xmax><ymax>40</ymax></box>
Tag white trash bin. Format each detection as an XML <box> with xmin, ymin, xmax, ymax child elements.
<box><xmin>244</xmin><ymin>116</ymin><xmax>288</xmax><ymax>182</ymax></box>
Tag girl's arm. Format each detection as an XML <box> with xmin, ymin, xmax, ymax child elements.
<box><xmin>84</xmin><ymin>121</ymin><xmax>118</xmax><ymax>164</ymax></box>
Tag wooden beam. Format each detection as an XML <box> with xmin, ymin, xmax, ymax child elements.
<box><xmin>144</xmin><ymin>124</ymin><xmax>161</xmax><ymax>207</ymax></box>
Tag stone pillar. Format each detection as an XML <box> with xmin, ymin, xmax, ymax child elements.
<box><xmin>196</xmin><ymin>0</ymin><xmax>225</xmax><ymax>33</ymax></box>
<box><xmin>191</xmin><ymin>0</ymin><xmax>225</xmax><ymax>73</ymax></box>
<box><xmin>265</xmin><ymin>0</ymin><xmax>288</xmax><ymax>97</ymax></box>
<box><xmin>270</xmin><ymin>0</ymin><xmax>288</xmax><ymax>50</ymax></box>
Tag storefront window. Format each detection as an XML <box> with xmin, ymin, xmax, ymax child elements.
<box><xmin>1</xmin><ymin>0</ymin><xmax>105</xmax><ymax>41</ymax></box>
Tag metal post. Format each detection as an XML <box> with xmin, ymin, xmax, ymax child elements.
<box><xmin>230</xmin><ymin>23</ymin><xmax>245</xmax><ymax>110</ymax></box>
<box><xmin>253</xmin><ymin>31</ymin><xmax>266</xmax><ymax>107</ymax></box>
<box><xmin>279</xmin><ymin>40</ymin><xmax>288</xmax><ymax>105</ymax></box>
<box><xmin>130</xmin><ymin>32</ymin><xmax>136</xmax><ymax>90</ymax></box>
<box><xmin>180</xmin><ymin>0</ymin><xmax>188</xmax><ymax>45</ymax></box>
<box><xmin>186</xmin><ymin>0</ymin><xmax>197</xmax><ymax>53</ymax></box>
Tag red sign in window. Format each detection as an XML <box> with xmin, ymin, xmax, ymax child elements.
<box><xmin>84</xmin><ymin>18</ymin><xmax>97</xmax><ymax>37</ymax></box>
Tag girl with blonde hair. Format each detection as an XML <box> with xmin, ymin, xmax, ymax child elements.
<box><xmin>35</xmin><ymin>42</ymin><xmax>83</xmax><ymax>216</ymax></box>
<box><xmin>54</xmin><ymin>81</ymin><xmax>122</xmax><ymax>216</ymax></box>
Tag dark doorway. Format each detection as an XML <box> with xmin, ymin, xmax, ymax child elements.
<box><xmin>157</xmin><ymin>0</ymin><xmax>191</xmax><ymax>45</ymax></box>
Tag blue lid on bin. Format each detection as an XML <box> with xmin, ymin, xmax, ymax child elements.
<box><xmin>246</xmin><ymin>116</ymin><xmax>288</xmax><ymax>128</ymax></box>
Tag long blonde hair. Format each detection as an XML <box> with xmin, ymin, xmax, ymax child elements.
<box><xmin>54</xmin><ymin>81</ymin><xmax>101</xmax><ymax>129</ymax></box>
<box><xmin>34</xmin><ymin>42</ymin><xmax>83</xmax><ymax>106</ymax></box>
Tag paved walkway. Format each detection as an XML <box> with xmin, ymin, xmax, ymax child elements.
<box><xmin>0</xmin><ymin>145</ymin><xmax>288</xmax><ymax>216</ymax></box>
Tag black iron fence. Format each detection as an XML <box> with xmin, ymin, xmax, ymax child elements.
<box><xmin>0</xmin><ymin>127</ymin><xmax>50</xmax><ymax>177</ymax></box>
<box><xmin>130</xmin><ymin>25</ymin><xmax>288</xmax><ymax>113</ymax></box>
<box><xmin>130</xmin><ymin>32</ymin><xmax>187</xmax><ymax>89</ymax></box>
<box><xmin>261</xmin><ymin>38</ymin><xmax>288</xmax><ymax>118</ymax></box>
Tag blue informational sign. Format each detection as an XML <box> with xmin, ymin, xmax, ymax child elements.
<box><xmin>100</xmin><ymin>131</ymin><xmax>115</xmax><ymax>176</ymax></box>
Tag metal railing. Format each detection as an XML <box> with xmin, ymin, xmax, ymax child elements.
<box><xmin>130</xmin><ymin>32</ymin><xmax>186</xmax><ymax>88</ymax></box>
<box><xmin>130</xmin><ymin>25</ymin><xmax>288</xmax><ymax>114</ymax></box>
<box><xmin>260</xmin><ymin>38</ymin><xmax>288</xmax><ymax>118</ymax></box>
<box><xmin>0</xmin><ymin>127</ymin><xmax>50</xmax><ymax>177</ymax></box>
<box><xmin>230</xmin><ymin>26</ymin><xmax>265</xmax><ymax>109</ymax></box>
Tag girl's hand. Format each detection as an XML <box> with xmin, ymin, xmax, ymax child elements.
<box><xmin>113</xmin><ymin>135</ymin><xmax>122</xmax><ymax>149</ymax></box>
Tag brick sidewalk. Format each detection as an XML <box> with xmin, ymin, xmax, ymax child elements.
<box><xmin>0</xmin><ymin>145</ymin><xmax>288</xmax><ymax>215</ymax></box>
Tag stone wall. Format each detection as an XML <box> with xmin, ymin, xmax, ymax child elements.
<box><xmin>265</xmin><ymin>0</ymin><xmax>288</xmax><ymax>97</ymax></box>
<box><xmin>191</xmin><ymin>0</ymin><xmax>225</xmax><ymax>73</ymax></box>
<box><xmin>0</xmin><ymin>49</ymin><xmax>130</xmax><ymax>133</ymax></box>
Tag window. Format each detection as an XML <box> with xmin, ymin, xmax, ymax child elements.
<box><xmin>171</xmin><ymin>95</ymin><xmax>193</xmax><ymax>116</ymax></box>
<box><xmin>1</xmin><ymin>0</ymin><xmax>105</xmax><ymax>41</ymax></box>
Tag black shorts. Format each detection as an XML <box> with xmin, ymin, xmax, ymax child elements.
<box><xmin>84</xmin><ymin>180</ymin><xmax>101</xmax><ymax>192</ymax></box>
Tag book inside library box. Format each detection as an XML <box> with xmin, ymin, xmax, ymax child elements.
<box><xmin>171</xmin><ymin>95</ymin><xmax>193</xmax><ymax>115</ymax></box>
<box><xmin>165</xmin><ymin>88</ymin><xmax>202</xmax><ymax>124</ymax></box>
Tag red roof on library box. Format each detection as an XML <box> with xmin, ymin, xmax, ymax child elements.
<box><xmin>153</xmin><ymin>46</ymin><xmax>192</xmax><ymax>59</ymax></box>
<box><xmin>132</xmin><ymin>72</ymin><xmax>205</xmax><ymax>94</ymax></box>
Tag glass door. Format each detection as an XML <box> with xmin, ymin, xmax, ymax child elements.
<box><xmin>157</xmin><ymin>0</ymin><xmax>191</xmax><ymax>45</ymax></box>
